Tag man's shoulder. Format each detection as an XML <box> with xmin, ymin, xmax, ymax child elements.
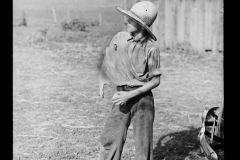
<box><xmin>146</xmin><ymin>39</ymin><xmax>160</xmax><ymax>51</ymax></box>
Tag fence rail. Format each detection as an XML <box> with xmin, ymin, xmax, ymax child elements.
<box><xmin>123</xmin><ymin>0</ymin><xmax>223</xmax><ymax>53</ymax></box>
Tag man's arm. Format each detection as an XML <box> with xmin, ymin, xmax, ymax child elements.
<box><xmin>112</xmin><ymin>76</ymin><xmax>160</xmax><ymax>105</ymax></box>
<box><xmin>129</xmin><ymin>76</ymin><xmax>160</xmax><ymax>97</ymax></box>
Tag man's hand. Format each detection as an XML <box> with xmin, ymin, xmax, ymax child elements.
<box><xmin>112</xmin><ymin>91</ymin><xmax>132</xmax><ymax>106</ymax></box>
<box><xmin>111</xmin><ymin>76</ymin><xmax>161</xmax><ymax>104</ymax></box>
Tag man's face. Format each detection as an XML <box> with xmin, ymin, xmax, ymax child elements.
<box><xmin>126</xmin><ymin>17</ymin><xmax>141</xmax><ymax>33</ymax></box>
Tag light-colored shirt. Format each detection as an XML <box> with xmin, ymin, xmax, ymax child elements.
<box><xmin>99</xmin><ymin>31</ymin><xmax>161</xmax><ymax>89</ymax></box>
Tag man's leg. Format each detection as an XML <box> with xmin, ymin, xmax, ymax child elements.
<box><xmin>99</xmin><ymin>103</ymin><xmax>131</xmax><ymax>160</ymax></box>
<box><xmin>131</xmin><ymin>92</ymin><xmax>155</xmax><ymax>160</ymax></box>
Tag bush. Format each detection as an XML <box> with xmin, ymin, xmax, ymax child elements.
<box><xmin>60</xmin><ymin>19</ymin><xmax>99</xmax><ymax>32</ymax></box>
<box><xmin>31</xmin><ymin>29</ymin><xmax>48</xmax><ymax>44</ymax></box>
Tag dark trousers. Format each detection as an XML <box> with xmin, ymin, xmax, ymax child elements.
<box><xmin>99</xmin><ymin>86</ymin><xmax>155</xmax><ymax>160</ymax></box>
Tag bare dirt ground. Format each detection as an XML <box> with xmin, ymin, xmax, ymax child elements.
<box><xmin>13</xmin><ymin>25</ymin><xmax>223</xmax><ymax>160</ymax></box>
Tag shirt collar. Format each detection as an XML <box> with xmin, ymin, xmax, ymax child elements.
<box><xmin>127</xmin><ymin>33</ymin><xmax>148</xmax><ymax>45</ymax></box>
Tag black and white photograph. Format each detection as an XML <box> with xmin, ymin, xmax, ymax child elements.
<box><xmin>13</xmin><ymin>0</ymin><xmax>224</xmax><ymax>159</ymax></box>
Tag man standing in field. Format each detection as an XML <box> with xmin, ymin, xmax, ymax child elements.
<box><xmin>98</xmin><ymin>1</ymin><xmax>161</xmax><ymax>160</ymax></box>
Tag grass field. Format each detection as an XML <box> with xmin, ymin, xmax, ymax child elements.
<box><xmin>13</xmin><ymin>0</ymin><xmax>223</xmax><ymax>159</ymax></box>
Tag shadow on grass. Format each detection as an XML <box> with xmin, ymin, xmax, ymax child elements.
<box><xmin>153</xmin><ymin>127</ymin><xmax>203</xmax><ymax>160</ymax></box>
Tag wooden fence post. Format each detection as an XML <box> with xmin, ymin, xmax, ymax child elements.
<box><xmin>211</xmin><ymin>0</ymin><xmax>220</xmax><ymax>54</ymax></box>
<box><xmin>190</xmin><ymin>0</ymin><xmax>198</xmax><ymax>53</ymax></box>
<box><xmin>177</xmin><ymin>0</ymin><xmax>185</xmax><ymax>46</ymax></box>
<box><xmin>217</xmin><ymin>0</ymin><xmax>223</xmax><ymax>52</ymax></box>
<box><xmin>52</xmin><ymin>7</ymin><xmax>57</xmax><ymax>24</ymax></box>
<box><xmin>19</xmin><ymin>11</ymin><xmax>27</xmax><ymax>26</ymax></box>
<box><xmin>67</xmin><ymin>10</ymin><xmax>71</xmax><ymax>22</ymax></box>
<box><xmin>165</xmin><ymin>0</ymin><xmax>173</xmax><ymax>49</ymax></box>
<box><xmin>196</xmin><ymin>0</ymin><xmax>205</xmax><ymax>53</ymax></box>
<box><xmin>204</xmin><ymin>0</ymin><xmax>213</xmax><ymax>51</ymax></box>
<box><xmin>184</xmin><ymin>0</ymin><xmax>190</xmax><ymax>45</ymax></box>
<box><xmin>172</xmin><ymin>0</ymin><xmax>178</xmax><ymax>49</ymax></box>
<box><xmin>158</xmin><ymin>0</ymin><xmax>166</xmax><ymax>50</ymax></box>
<box><xmin>99</xmin><ymin>14</ymin><xmax>102</xmax><ymax>25</ymax></box>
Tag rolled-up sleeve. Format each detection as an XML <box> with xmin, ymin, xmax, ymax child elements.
<box><xmin>147</xmin><ymin>46</ymin><xmax>161</xmax><ymax>78</ymax></box>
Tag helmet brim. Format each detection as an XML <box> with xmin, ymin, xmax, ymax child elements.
<box><xmin>116</xmin><ymin>6</ymin><xmax>157</xmax><ymax>41</ymax></box>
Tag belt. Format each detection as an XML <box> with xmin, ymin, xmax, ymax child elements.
<box><xmin>117</xmin><ymin>85</ymin><xmax>141</xmax><ymax>91</ymax></box>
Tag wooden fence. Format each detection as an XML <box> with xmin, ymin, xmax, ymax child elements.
<box><xmin>123</xmin><ymin>0</ymin><xmax>223</xmax><ymax>53</ymax></box>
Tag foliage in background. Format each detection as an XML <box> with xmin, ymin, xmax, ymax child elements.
<box><xmin>60</xmin><ymin>19</ymin><xmax>100</xmax><ymax>32</ymax></box>
<box><xmin>29</xmin><ymin>19</ymin><xmax>122</xmax><ymax>55</ymax></box>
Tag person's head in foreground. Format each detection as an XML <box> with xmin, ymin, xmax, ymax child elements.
<box><xmin>116</xmin><ymin>1</ymin><xmax>158</xmax><ymax>41</ymax></box>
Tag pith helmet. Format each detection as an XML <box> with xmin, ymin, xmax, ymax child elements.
<box><xmin>116</xmin><ymin>1</ymin><xmax>158</xmax><ymax>41</ymax></box>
